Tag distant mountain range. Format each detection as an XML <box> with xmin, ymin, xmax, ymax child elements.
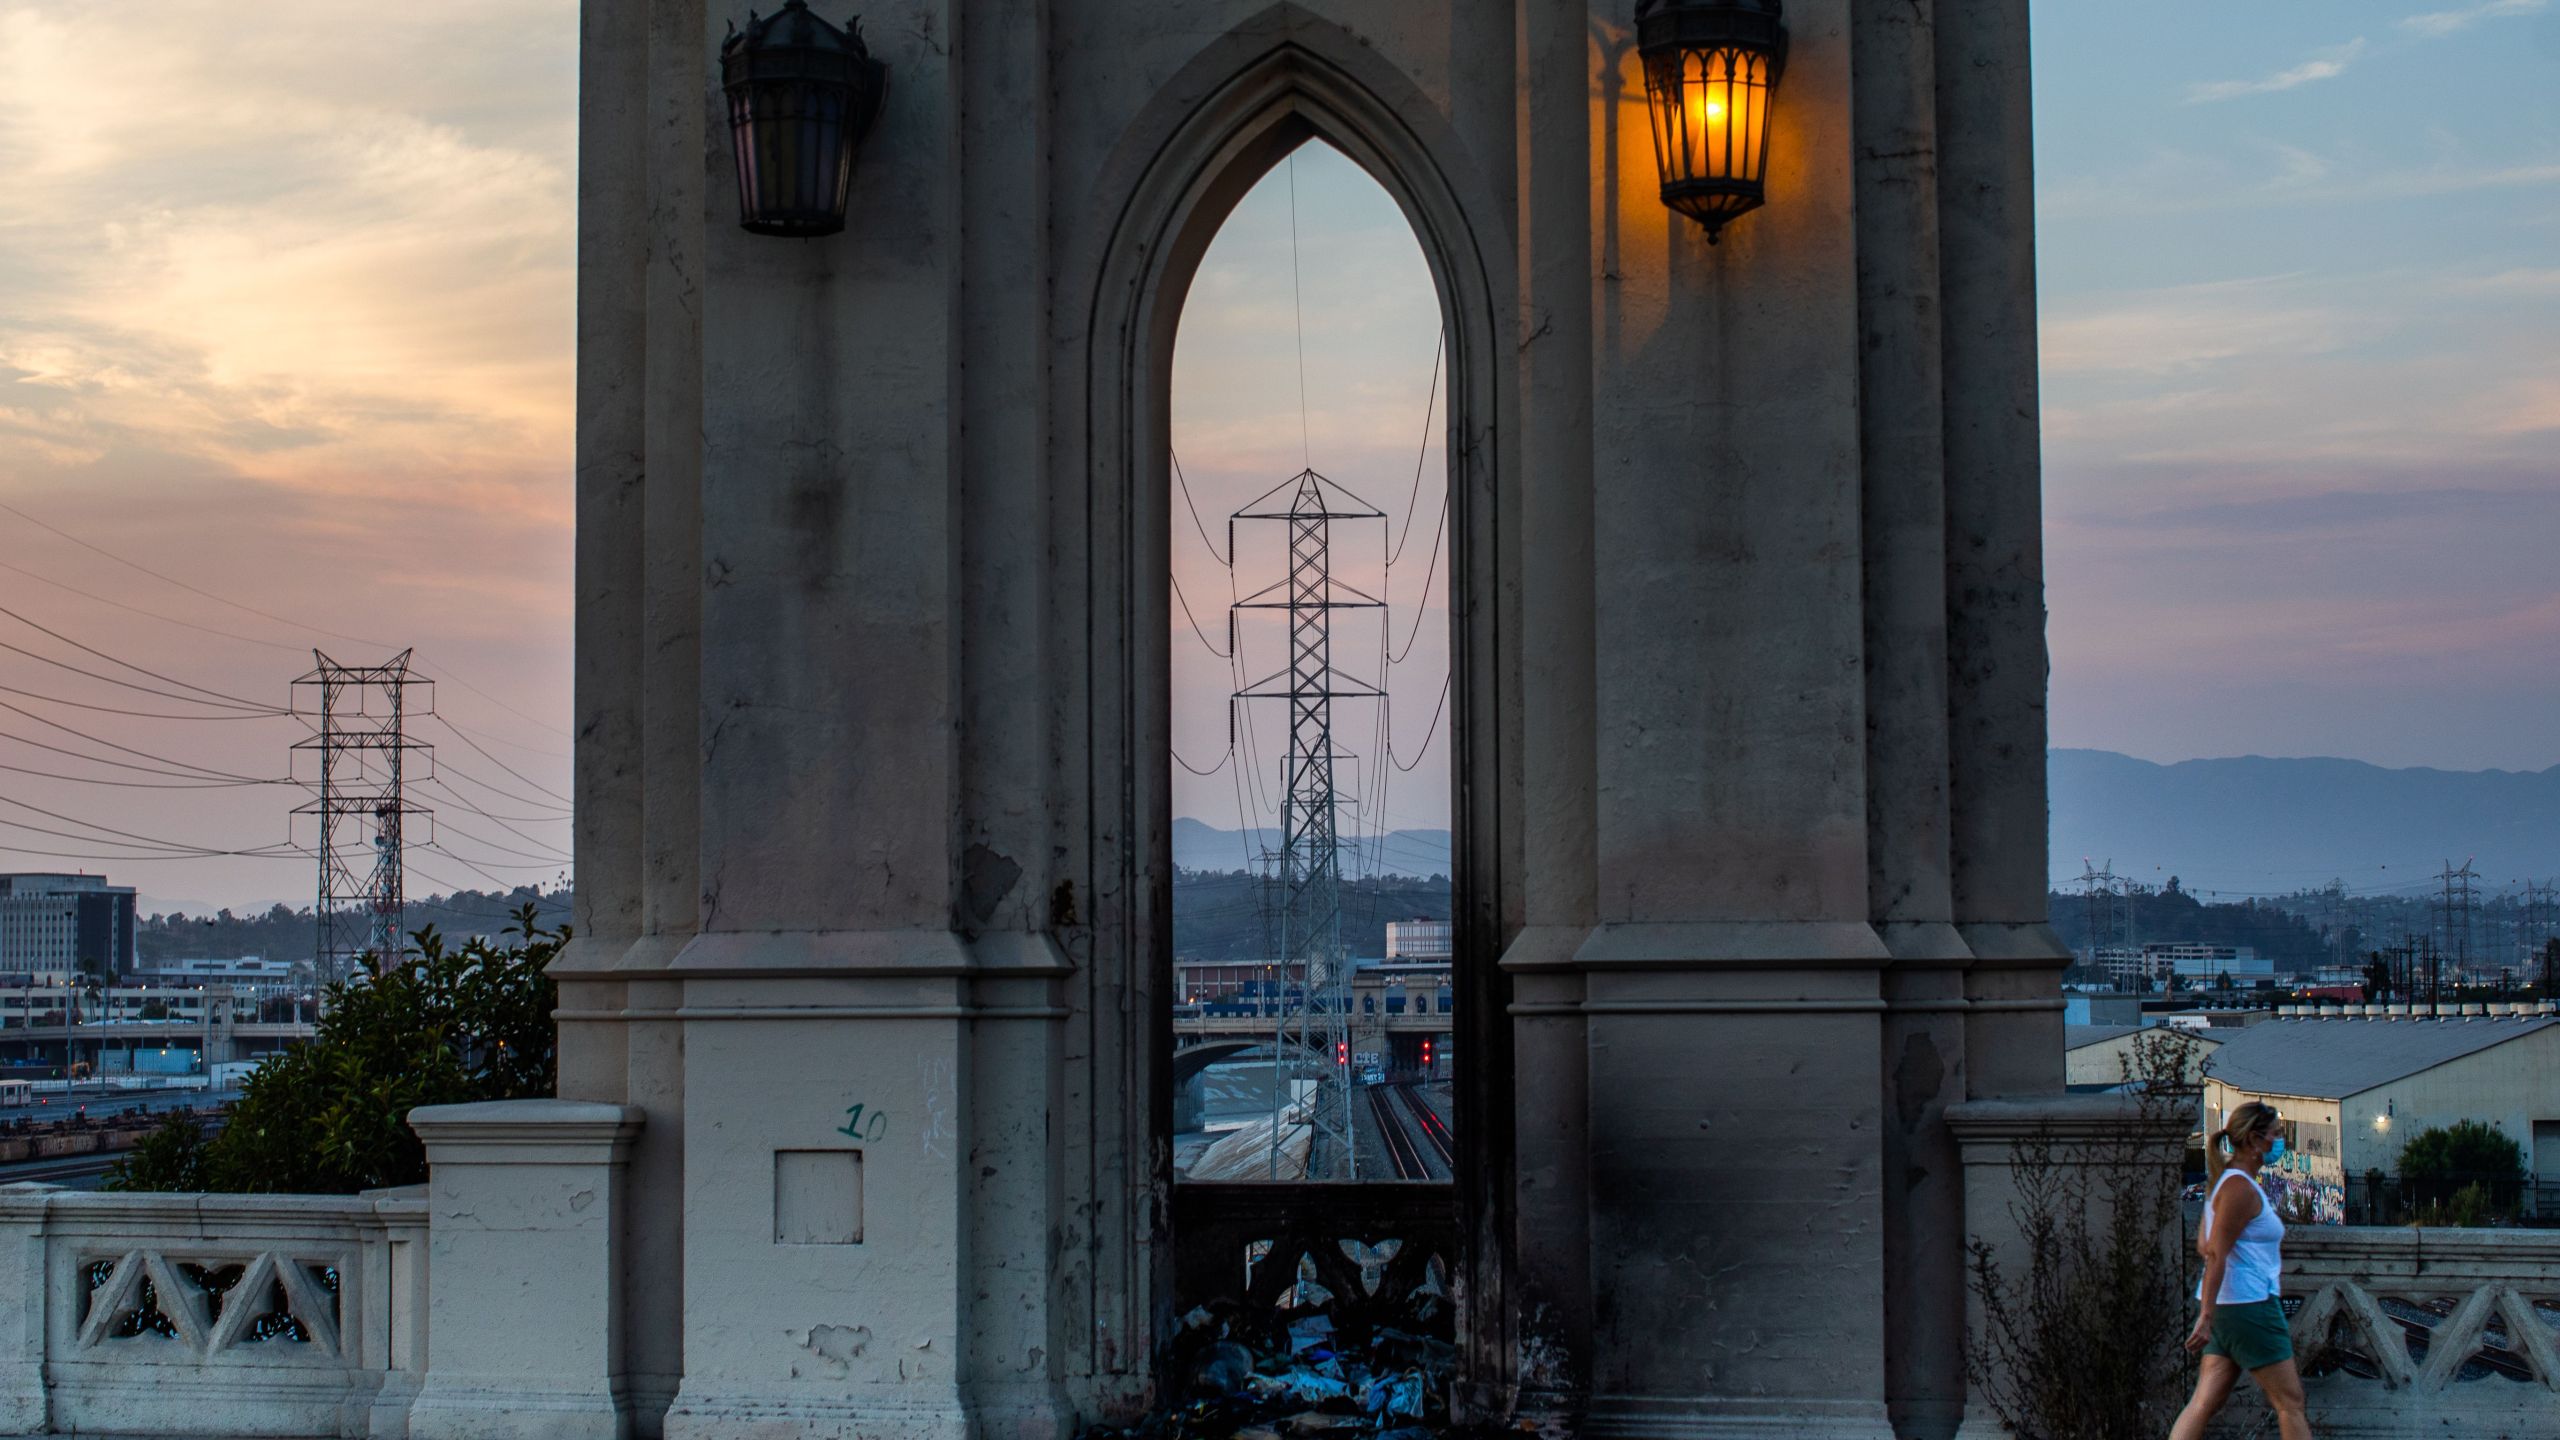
<box><xmin>1183</xmin><ymin>751</ymin><xmax>2560</xmax><ymax>895</ymax></box>
<box><xmin>2050</xmin><ymin>749</ymin><xmax>2560</xmax><ymax>892</ymax></box>
<box><xmin>1173</xmin><ymin>817</ymin><xmax>1451</xmax><ymax>877</ymax></box>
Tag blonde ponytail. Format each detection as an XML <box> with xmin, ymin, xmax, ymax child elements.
<box><xmin>2209</xmin><ymin>1100</ymin><xmax>2281</xmax><ymax>1181</ymax></box>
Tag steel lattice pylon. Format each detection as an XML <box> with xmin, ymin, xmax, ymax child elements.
<box><xmin>1231</xmin><ymin>469</ymin><xmax>1384</xmax><ymax>1180</ymax></box>
<box><xmin>294</xmin><ymin>651</ymin><xmax>433</xmax><ymax>980</ymax></box>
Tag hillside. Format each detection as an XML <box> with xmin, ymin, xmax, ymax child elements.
<box><xmin>2050</xmin><ymin>749</ymin><xmax>2560</xmax><ymax>891</ymax></box>
<box><xmin>137</xmin><ymin>886</ymin><xmax>574</xmax><ymax>968</ymax></box>
<box><xmin>1173</xmin><ymin>817</ymin><xmax>1450</xmax><ymax>878</ymax></box>
<box><xmin>1171</xmin><ymin>868</ymin><xmax>1452</xmax><ymax>962</ymax></box>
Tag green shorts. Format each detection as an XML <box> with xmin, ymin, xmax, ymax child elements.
<box><xmin>2205</xmin><ymin>1297</ymin><xmax>2295</xmax><ymax>1371</ymax></box>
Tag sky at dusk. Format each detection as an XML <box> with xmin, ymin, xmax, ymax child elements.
<box><xmin>0</xmin><ymin>2</ymin><xmax>2554</xmax><ymax>909</ymax></box>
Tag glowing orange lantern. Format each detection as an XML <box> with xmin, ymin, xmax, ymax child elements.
<box><xmin>1636</xmin><ymin>0</ymin><xmax>1787</xmax><ymax>242</ymax></box>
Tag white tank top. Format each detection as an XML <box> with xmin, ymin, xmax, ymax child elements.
<box><xmin>2197</xmin><ymin>1167</ymin><xmax>2284</xmax><ymax>1304</ymax></box>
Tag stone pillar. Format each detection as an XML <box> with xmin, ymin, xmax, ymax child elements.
<box><xmin>549</xmin><ymin>0</ymin><xmax>703</xmax><ymax>1431</ymax></box>
<box><xmin>653</xmin><ymin>0</ymin><xmax>991</xmax><ymax>1432</ymax></box>
<box><xmin>1582</xmin><ymin>0</ymin><xmax>1891</xmax><ymax>1433</ymax></box>
<box><xmin>0</xmin><ymin>1184</ymin><xmax>48</xmax><ymax>1436</ymax></box>
<box><xmin>956</xmin><ymin>0</ymin><xmax>1075</xmax><ymax>1433</ymax></box>
<box><xmin>1501</xmin><ymin>0</ymin><xmax>1602</xmax><ymax>1421</ymax></box>
<box><xmin>407</xmin><ymin>1101</ymin><xmax>646</xmax><ymax>1440</ymax></box>
<box><xmin>1938</xmin><ymin>0</ymin><xmax>2067</xmax><ymax>1098</ymax></box>
<box><xmin>1849</xmin><ymin>2</ymin><xmax>1973</xmax><ymax>1435</ymax></box>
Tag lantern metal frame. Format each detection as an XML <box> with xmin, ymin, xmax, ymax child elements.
<box><xmin>1635</xmin><ymin>0</ymin><xmax>1787</xmax><ymax>243</ymax></box>
<box><xmin>720</xmin><ymin>1</ymin><xmax>889</xmax><ymax>238</ymax></box>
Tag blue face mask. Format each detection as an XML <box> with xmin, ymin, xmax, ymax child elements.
<box><xmin>2267</xmin><ymin>1137</ymin><xmax>2287</xmax><ymax>1163</ymax></box>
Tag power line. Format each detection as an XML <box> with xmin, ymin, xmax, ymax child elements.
<box><xmin>0</xmin><ymin>760</ymin><xmax>276</xmax><ymax>791</ymax></box>
<box><xmin>1386</xmin><ymin>327</ymin><xmax>1444</xmax><ymax>568</ymax></box>
<box><xmin>412</xmin><ymin>785</ymin><xmax>568</xmax><ymax>826</ymax></box>
<box><xmin>0</xmin><ymin>680</ymin><xmax>293</xmax><ymax>722</ymax></box>
<box><xmin>0</xmin><ymin>499</ymin><xmax>567</xmax><ymax>741</ymax></box>
<box><xmin>0</xmin><ymin>839</ymin><xmax>297</xmax><ymax>865</ymax></box>
<box><xmin>431</xmin><ymin>815</ymin><xmax>571</xmax><ymax>865</ymax></box>
<box><xmin>0</xmin><ymin>701</ymin><xmax>285</xmax><ymax>783</ymax></box>
<box><xmin>1287</xmin><ymin>151</ymin><xmax>1311</xmax><ymax>470</ymax></box>
<box><xmin>407</xmin><ymin>662</ymin><xmax>568</xmax><ymax>741</ymax></box>
<box><xmin>0</xmin><ymin>624</ymin><xmax>281</xmax><ymax>712</ymax></box>
<box><xmin>1171</xmin><ymin>572</ymin><xmax>1231</xmax><ymax>659</ymax></box>
<box><xmin>432</xmin><ymin>758</ymin><xmax>573</xmax><ymax>815</ymax></box>
<box><xmin>0</xmin><ymin>794</ymin><xmax>300</xmax><ymax>858</ymax></box>
<box><xmin>416</xmin><ymin>776</ymin><xmax>571</xmax><ymax>855</ymax></box>
<box><xmin>0</xmin><ymin>557</ymin><xmax>308</xmax><ymax>653</ymax></box>
<box><xmin>1389</xmin><ymin>672</ymin><xmax>1453</xmax><ymax>772</ymax></box>
<box><xmin>425</xmin><ymin>843</ymin><xmax>565</xmax><ymax>879</ymax></box>
<box><xmin>426</xmin><ymin>714</ymin><xmax>571</xmax><ymax>806</ymax></box>
<box><xmin>1384</xmin><ymin>490</ymin><xmax>1447</xmax><ymax>666</ymax></box>
<box><xmin>1173</xmin><ymin>745</ymin><xmax>1234</xmax><ymax>778</ymax></box>
<box><xmin>0</xmin><ymin>497</ymin><xmax>391</xmax><ymax>649</ymax></box>
<box><xmin>436</xmin><ymin>712</ymin><xmax>569</xmax><ymax>760</ymax></box>
<box><xmin>1172</xmin><ymin>451</ymin><xmax>1230</xmax><ymax>567</ymax></box>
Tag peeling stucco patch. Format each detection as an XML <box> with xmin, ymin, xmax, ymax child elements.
<box><xmin>799</xmin><ymin>1323</ymin><xmax>870</xmax><ymax>1374</ymax></box>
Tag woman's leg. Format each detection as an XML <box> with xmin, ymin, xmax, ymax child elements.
<box><xmin>2167</xmin><ymin>1355</ymin><xmax>2240</xmax><ymax>1440</ymax></box>
<box><xmin>2249</xmin><ymin>1358</ymin><xmax>2313</xmax><ymax>1440</ymax></box>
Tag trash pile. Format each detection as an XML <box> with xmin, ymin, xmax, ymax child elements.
<box><xmin>1078</xmin><ymin>1289</ymin><xmax>1466</xmax><ymax>1440</ymax></box>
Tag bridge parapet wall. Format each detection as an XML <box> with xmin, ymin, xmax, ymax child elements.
<box><xmin>2244</xmin><ymin>1225</ymin><xmax>2560</xmax><ymax>1438</ymax></box>
<box><xmin>0</xmin><ymin>1181</ymin><xmax>426</xmax><ymax>1438</ymax></box>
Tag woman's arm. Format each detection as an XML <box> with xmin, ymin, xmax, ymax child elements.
<box><xmin>2185</xmin><ymin>1179</ymin><xmax>2252</xmax><ymax>1351</ymax></box>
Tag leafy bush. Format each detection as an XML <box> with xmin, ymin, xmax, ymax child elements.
<box><xmin>1966</xmin><ymin>1029</ymin><xmax>2199</xmax><ymax>1440</ymax></box>
<box><xmin>2398</xmin><ymin>1119</ymin><xmax>2525</xmax><ymax>1221</ymax></box>
<box><xmin>105</xmin><ymin>908</ymin><xmax>561</xmax><ymax>1195</ymax></box>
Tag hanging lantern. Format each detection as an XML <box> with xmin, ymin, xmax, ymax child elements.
<box><xmin>1635</xmin><ymin>0</ymin><xmax>1787</xmax><ymax>243</ymax></box>
<box><xmin>720</xmin><ymin>2</ymin><xmax>888</xmax><ymax>237</ymax></box>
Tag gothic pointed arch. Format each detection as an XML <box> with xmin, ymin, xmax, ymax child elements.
<box><xmin>1055</xmin><ymin>3</ymin><xmax>1524</xmax><ymax>1403</ymax></box>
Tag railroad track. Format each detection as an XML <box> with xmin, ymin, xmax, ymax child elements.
<box><xmin>1366</xmin><ymin>1085</ymin><xmax>1433</xmax><ymax>1180</ymax></box>
<box><xmin>1394</xmin><ymin>1083</ymin><xmax>1455</xmax><ymax>1171</ymax></box>
<box><xmin>0</xmin><ymin>1151</ymin><xmax>119</xmax><ymax>1187</ymax></box>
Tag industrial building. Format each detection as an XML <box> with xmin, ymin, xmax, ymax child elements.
<box><xmin>1382</xmin><ymin>917</ymin><xmax>1452</xmax><ymax>962</ymax></box>
<box><xmin>129</xmin><ymin>954</ymin><xmax>313</xmax><ymax>1001</ymax></box>
<box><xmin>0</xmin><ymin>874</ymin><xmax>136</xmax><ymax>983</ymax></box>
<box><xmin>2065</xmin><ymin>1022</ymin><xmax>2225</xmax><ymax>1089</ymax></box>
<box><xmin>2202</xmin><ymin>1015</ymin><xmax>2560</xmax><ymax>1199</ymax></box>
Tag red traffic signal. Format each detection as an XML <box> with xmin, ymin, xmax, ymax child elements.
<box><xmin>1336</xmin><ymin>1042</ymin><xmax>1348</xmax><ymax>1065</ymax></box>
<box><xmin>1421</xmin><ymin>1039</ymin><xmax>1434</xmax><ymax>1065</ymax></box>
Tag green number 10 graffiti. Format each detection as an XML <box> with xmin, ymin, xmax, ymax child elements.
<box><xmin>837</xmin><ymin>1103</ymin><xmax>889</xmax><ymax>1142</ymax></box>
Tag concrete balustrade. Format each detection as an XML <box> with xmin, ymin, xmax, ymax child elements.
<box><xmin>0</xmin><ymin>1182</ymin><xmax>427</xmax><ymax>1438</ymax></box>
<box><xmin>2247</xmin><ymin>1225</ymin><xmax>2560</xmax><ymax>1438</ymax></box>
<box><xmin>0</xmin><ymin>1101</ymin><xmax>643</xmax><ymax>1439</ymax></box>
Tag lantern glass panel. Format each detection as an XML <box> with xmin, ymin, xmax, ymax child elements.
<box><xmin>731</xmin><ymin>79</ymin><xmax>858</xmax><ymax>236</ymax></box>
<box><xmin>1642</xmin><ymin>42</ymin><xmax>1776</xmax><ymax>232</ymax></box>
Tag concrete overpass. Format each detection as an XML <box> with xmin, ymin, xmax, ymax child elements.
<box><xmin>0</xmin><ymin>1020</ymin><xmax>314</xmax><ymax>1068</ymax></box>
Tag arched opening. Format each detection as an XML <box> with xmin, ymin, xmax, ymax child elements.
<box><xmin>1167</xmin><ymin>139</ymin><xmax>1454</xmax><ymax>1188</ymax></box>
<box><xmin>1071</xmin><ymin>35</ymin><xmax>1520</xmax><ymax>1408</ymax></box>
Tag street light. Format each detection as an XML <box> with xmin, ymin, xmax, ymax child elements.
<box><xmin>1635</xmin><ymin>0</ymin><xmax>1787</xmax><ymax>243</ymax></box>
<box><xmin>721</xmin><ymin>2</ymin><xmax>889</xmax><ymax>237</ymax></box>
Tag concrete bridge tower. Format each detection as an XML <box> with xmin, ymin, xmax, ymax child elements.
<box><xmin>532</xmin><ymin>1</ymin><xmax>2066</xmax><ymax>1436</ymax></box>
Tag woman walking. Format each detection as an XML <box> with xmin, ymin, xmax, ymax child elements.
<box><xmin>2169</xmin><ymin>1100</ymin><xmax>2314</xmax><ymax>1440</ymax></box>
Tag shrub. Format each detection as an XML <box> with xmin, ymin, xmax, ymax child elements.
<box><xmin>2398</xmin><ymin>1119</ymin><xmax>2525</xmax><ymax>1221</ymax></box>
<box><xmin>105</xmin><ymin>908</ymin><xmax>561</xmax><ymax>1195</ymax></box>
<box><xmin>1966</xmin><ymin>1029</ymin><xmax>2199</xmax><ymax>1440</ymax></box>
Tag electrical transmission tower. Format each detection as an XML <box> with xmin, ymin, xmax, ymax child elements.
<box><xmin>1231</xmin><ymin>469</ymin><xmax>1384</xmax><ymax>1181</ymax></box>
<box><xmin>2519</xmin><ymin>880</ymin><xmax>2552</xmax><ymax>971</ymax></box>
<box><xmin>2433</xmin><ymin>858</ymin><xmax>2478</xmax><ymax>982</ymax></box>
<box><xmin>295</xmin><ymin>651</ymin><xmax>433</xmax><ymax>980</ymax></box>
<box><xmin>2076</xmin><ymin>859</ymin><xmax>2139</xmax><ymax>986</ymax></box>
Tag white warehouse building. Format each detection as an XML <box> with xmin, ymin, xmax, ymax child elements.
<box><xmin>2202</xmin><ymin>1015</ymin><xmax>2560</xmax><ymax>1210</ymax></box>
